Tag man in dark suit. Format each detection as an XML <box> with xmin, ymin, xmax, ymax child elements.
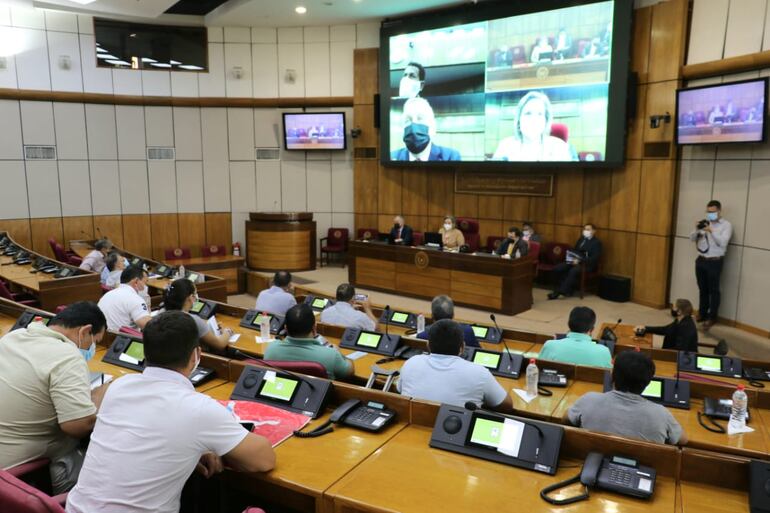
<box><xmin>495</xmin><ymin>227</ymin><xmax>529</xmax><ymax>259</ymax></box>
<box><xmin>389</xmin><ymin>215</ymin><xmax>413</xmax><ymax>246</ymax></box>
<box><xmin>548</xmin><ymin>223</ymin><xmax>602</xmax><ymax>299</ymax></box>
<box><xmin>391</xmin><ymin>97</ymin><xmax>461</xmax><ymax>162</ymax></box>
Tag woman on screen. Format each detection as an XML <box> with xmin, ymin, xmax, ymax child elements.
<box><xmin>492</xmin><ymin>91</ymin><xmax>575</xmax><ymax>162</ymax></box>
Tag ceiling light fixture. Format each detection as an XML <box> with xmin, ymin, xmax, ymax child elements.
<box><xmin>97</xmin><ymin>54</ymin><xmax>118</xmax><ymax>60</ymax></box>
<box><xmin>105</xmin><ymin>59</ymin><xmax>130</xmax><ymax>66</ymax></box>
<box><xmin>150</xmin><ymin>62</ymin><xmax>172</xmax><ymax>68</ymax></box>
<box><xmin>141</xmin><ymin>57</ymin><xmax>157</xmax><ymax>63</ymax></box>
<box><xmin>179</xmin><ymin>64</ymin><xmax>204</xmax><ymax>71</ymax></box>
<box><xmin>169</xmin><ymin>60</ymin><xmax>181</xmax><ymax>65</ymax></box>
<box><xmin>67</xmin><ymin>0</ymin><xmax>98</xmax><ymax>4</ymax></box>
<box><xmin>295</xmin><ymin>6</ymin><xmax>307</xmax><ymax>14</ymax></box>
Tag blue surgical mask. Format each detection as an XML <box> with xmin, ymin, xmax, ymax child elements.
<box><xmin>403</xmin><ymin>123</ymin><xmax>431</xmax><ymax>155</ymax></box>
<box><xmin>79</xmin><ymin>333</ymin><xmax>95</xmax><ymax>361</ymax></box>
<box><xmin>706</xmin><ymin>212</ymin><xmax>718</xmax><ymax>221</ymax></box>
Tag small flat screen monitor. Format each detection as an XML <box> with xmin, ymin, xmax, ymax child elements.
<box><xmin>251</xmin><ymin>313</ymin><xmax>272</xmax><ymax>327</ymax></box>
<box><xmin>311</xmin><ymin>297</ymin><xmax>329</xmax><ymax>309</ymax></box>
<box><xmin>125</xmin><ymin>341</ymin><xmax>145</xmax><ymax>363</ymax></box>
<box><xmin>696</xmin><ymin>356</ymin><xmax>723</xmax><ymax>373</ymax></box>
<box><xmin>356</xmin><ymin>332</ymin><xmax>382</xmax><ymax>348</ymax></box>
<box><xmin>390</xmin><ymin>312</ymin><xmax>409</xmax><ymax>323</ymax></box>
<box><xmin>258</xmin><ymin>376</ymin><xmax>299</xmax><ymax>402</ymax></box>
<box><xmin>641</xmin><ymin>379</ymin><xmax>663</xmax><ymax>399</ymax></box>
<box><xmin>472</xmin><ymin>350</ymin><xmax>501</xmax><ymax>370</ymax></box>
<box><xmin>468</xmin><ymin>415</ymin><xmax>504</xmax><ymax>449</ymax></box>
<box><xmin>472</xmin><ymin>325</ymin><xmax>489</xmax><ymax>339</ymax></box>
<box><xmin>190</xmin><ymin>301</ymin><xmax>205</xmax><ymax>314</ymax></box>
<box><xmin>676</xmin><ymin>78</ymin><xmax>767</xmax><ymax>145</ymax></box>
<box><xmin>283</xmin><ymin>112</ymin><xmax>347</xmax><ymax>150</ymax></box>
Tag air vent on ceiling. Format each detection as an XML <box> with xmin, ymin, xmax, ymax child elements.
<box><xmin>24</xmin><ymin>145</ymin><xmax>56</xmax><ymax>160</ymax></box>
<box><xmin>256</xmin><ymin>148</ymin><xmax>280</xmax><ymax>161</ymax></box>
<box><xmin>353</xmin><ymin>147</ymin><xmax>377</xmax><ymax>159</ymax></box>
<box><xmin>147</xmin><ymin>147</ymin><xmax>176</xmax><ymax>161</ymax></box>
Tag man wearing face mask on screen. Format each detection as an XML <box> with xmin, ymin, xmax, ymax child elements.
<box><xmin>391</xmin><ymin>97</ymin><xmax>461</xmax><ymax>162</ymax></box>
<box><xmin>398</xmin><ymin>62</ymin><xmax>425</xmax><ymax>99</ymax></box>
<box><xmin>690</xmin><ymin>200</ymin><xmax>732</xmax><ymax>329</ymax></box>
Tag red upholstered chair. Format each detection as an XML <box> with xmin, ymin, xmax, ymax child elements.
<box><xmin>537</xmin><ymin>242</ymin><xmax>571</xmax><ymax>284</ymax></box>
<box><xmin>528</xmin><ymin>240</ymin><xmax>542</xmax><ymax>278</ymax></box>
<box><xmin>486</xmin><ymin>236</ymin><xmax>506</xmax><ymax>253</ymax></box>
<box><xmin>259</xmin><ymin>360</ymin><xmax>328</xmax><ymax>379</ymax></box>
<box><xmin>0</xmin><ymin>463</ymin><xmax>66</xmax><ymax>513</ymax></box>
<box><xmin>412</xmin><ymin>231</ymin><xmax>424</xmax><ymax>246</ymax></box>
<box><xmin>320</xmin><ymin>228</ymin><xmax>348</xmax><ymax>267</ymax></box>
<box><xmin>356</xmin><ymin>228</ymin><xmax>379</xmax><ymax>241</ymax></box>
<box><xmin>201</xmin><ymin>245</ymin><xmax>225</xmax><ymax>257</ymax></box>
<box><xmin>0</xmin><ymin>281</ymin><xmax>38</xmax><ymax>307</ymax></box>
<box><xmin>48</xmin><ymin>238</ymin><xmax>81</xmax><ymax>265</ymax></box>
<box><xmin>550</xmin><ymin>123</ymin><xmax>569</xmax><ymax>142</ymax></box>
<box><xmin>119</xmin><ymin>326</ymin><xmax>143</xmax><ymax>338</ymax></box>
<box><xmin>164</xmin><ymin>247</ymin><xmax>191</xmax><ymax>260</ymax></box>
<box><xmin>456</xmin><ymin>218</ymin><xmax>480</xmax><ymax>252</ymax></box>
<box><xmin>578</xmin><ymin>151</ymin><xmax>603</xmax><ymax>162</ymax></box>
<box><xmin>511</xmin><ymin>45</ymin><xmax>526</xmax><ymax>64</ymax></box>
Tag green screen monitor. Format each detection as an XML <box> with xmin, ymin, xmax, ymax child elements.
<box><xmin>311</xmin><ymin>297</ymin><xmax>328</xmax><ymax>309</ymax></box>
<box><xmin>190</xmin><ymin>301</ymin><xmax>205</xmax><ymax>313</ymax></box>
<box><xmin>641</xmin><ymin>379</ymin><xmax>663</xmax><ymax>399</ymax></box>
<box><xmin>252</xmin><ymin>313</ymin><xmax>272</xmax><ymax>327</ymax></box>
<box><xmin>357</xmin><ymin>332</ymin><xmax>382</xmax><ymax>348</ymax></box>
<box><xmin>125</xmin><ymin>341</ymin><xmax>145</xmax><ymax>362</ymax></box>
<box><xmin>258</xmin><ymin>376</ymin><xmax>299</xmax><ymax>402</ymax></box>
<box><xmin>472</xmin><ymin>325</ymin><xmax>489</xmax><ymax>338</ymax></box>
<box><xmin>469</xmin><ymin>417</ymin><xmax>503</xmax><ymax>449</ymax></box>
<box><xmin>472</xmin><ymin>351</ymin><xmax>501</xmax><ymax>369</ymax></box>
<box><xmin>696</xmin><ymin>356</ymin><xmax>722</xmax><ymax>373</ymax></box>
<box><xmin>390</xmin><ymin>312</ymin><xmax>409</xmax><ymax>323</ymax></box>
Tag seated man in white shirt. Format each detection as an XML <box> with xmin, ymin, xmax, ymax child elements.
<box><xmin>320</xmin><ymin>283</ymin><xmax>377</xmax><ymax>331</ymax></box>
<box><xmin>97</xmin><ymin>265</ymin><xmax>152</xmax><ymax>331</ymax></box>
<box><xmin>66</xmin><ymin>311</ymin><xmax>276</xmax><ymax>513</ymax></box>
<box><xmin>255</xmin><ymin>270</ymin><xmax>297</xmax><ymax>316</ymax></box>
<box><xmin>398</xmin><ymin>319</ymin><xmax>513</xmax><ymax>412</ymax></box>
<box><xmin>79</xmin><ymin>238</ymin><xmax>112</xmax><ymax>273</ymax></box>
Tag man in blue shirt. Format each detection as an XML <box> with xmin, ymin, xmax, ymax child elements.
<box><xmin>255</xmin><ymin>271</ymin><xmax>297</xmax><ymax>316</ymax></box>
<box><xmin>539</xmin><ymin>306</ymin><xmax>611</xmax><ymax>368</ymax></box>
<box><xmin>417</xmin><ymin>295</ymin><xmax>479</xmax><ymax>347</ymax></box>
<box><xmin>320</xmin><ymin>284</ymin><xmax>377</xmax><ymax>331</ymax></box>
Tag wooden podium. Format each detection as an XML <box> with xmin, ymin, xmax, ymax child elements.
<box><xmin>245</xmin><ymin>212</ymin><xmax>316</xmax><ymax>271</ymax></box>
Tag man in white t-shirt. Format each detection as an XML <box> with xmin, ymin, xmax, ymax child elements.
<box><xmin>97</xmin><ymin>265</ymin><xmax>152</xmax><ymax>331</ymax></box>
<box><xmin>66</xmin><ymin>311</ymin><xmax>275</xmax><ymax>513</ymax></box>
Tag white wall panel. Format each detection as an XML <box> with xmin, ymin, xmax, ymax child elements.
<box><xmin>669</xmin><ymin>237</ymin><xmax>699</xmax><ymax>307</ymax></box>
<box><xmin>53</xmin><ymin>102</ymin><xmax>87</xmax><ymax>160</ymax></box>
<box><xmin>304</xmin><ymin>26</ymin><xmax>329</xmax><ymax>43</ymax></box>
<box><xmin>112</xmin><ymin>69</ymin><xmax>142</xmax><ymax>95</ymax></box>
<box><xmin>253</xmin><ymin>109</ymin><xmax>280</xmax><ymax>147</ymax></box>
<box><xmin>252</xmin><ymin>27</ymin><xmax>276</xmax><ymax>43</ymax></box>
<box><xmin>85</xmin><ymin>104</ymin><xmax>117</xmax><ymax>159</ymax></box>
<box><xmin>89</xmin><ymin>161</ymin><xmax>121</xmax><ymax>215</ymax></box>
<box><xmin>170</xmin><ymin>72</ymin><xmax>198</xmax><ymax>97</ymax></box>
<box><xmin>144</xmin><ymin>106</ymin><xmax>174</xmax><ymax>147</ymax></box>
<box><xmin>256</xmin><ymin>160</ymin><xmax>281</xmax><ymax>212</ymax></box>
<box><xmin>229</xmin><ymin>161</ymin><xmax>257</xmax><ymax>212</ymax></box>
<box><xmin>207</xmin><ymin>27</ymin><xmax>223</xmax><ymax>43</ymax></box>
<box><xmin>47</xmin><ymin>31</ymin><xmax>82</xmax><ymax>92</ymax></box>
<box><xmin>719</xmin><ymin>244</ymin><xmax>743</xmax><ymax>322</ymax></box>
<box><xmin>736</xmin><ymin>247</ymin><xmax>770</xmax><ymax>331</ymax></box>
<box><xmin>44</xmin><ymin>11</ymin><xmax>77</xmax><ymax>33</ymax></box>
<box><xmin>199</xmin><ymin>43</ymin><xmax>225</xmax><ymax>97</ymax></box>
<box><xmin>278</xmin><ymin>27</ymin><xmax>303</xmax><ymax>43</ymax></box>
<box><xmin>306</xmin><ymin>160</ymin><xmax>331</xmax><ymax>212</ymax></box>
<box><xmin>304</xmin><ymin>43</ymin><xmax>330</xmax><ymax>96</ymax></box>
<box><xmin>745</xmin><ymin>160</ymin><xmax>770</xmax><ymax>250</ymax></box>
<box><xmin>203</xmin><ymin>160</ymin><xmax>230</xmax><ymax>212</ymax></box>
<box><xmin>227</xmin><ymin>108</ymin><xmax>254</xmax><ymax>160</ymax></box>
<box><xmin>118</xmin><ymin>161</ymin><xmax>149</xmax><ymax>214</ymax></box>
<box><xmin>251</xmin><ymin>44</ymin><xmax>279</xmax><ymax>98</ymax></box>
<box><xmin>224</xmin><ymin>27</ymin><xmax>250</xmax><ymax>43</ymax></box>
<box><xmin>356</xmin><ymin>22</ymin><xmax>379</xmax><ymax>48</ymax></box>
<box><xmin>724</xmin><ymin>0</ymin><xmax>767</xmax><ymax>58</ymax></box>
<box><xmin>687</xmin><ymin>0</ymin><xmax>729</xmax><ymax>64</ymax></box>
<box><xmin>10</xmin><ymin>7</ymin><xmax>44</xmax><ymax>29</ymax></box>
<box><xmin>224</xmin><ymin>43</ymin><xmax>252</xmax><ymax>97</ymax></box>
<box><xmin>115</xmin><ymin>105</ymin><xmax>146</xmax><ymax>160</ymax></box>
<box><xmin>201</xmin><ymin>108</ymin><xmax>229</xmax><ymax>162</ymax></box>
<box><xmin>0</xmin><ymin>46</ymin><xmax>17</xmax><ymax>89</ymax></box>
<box><xmin>0</xmin><ymin>6</ymin><xmax>10</xmax><ymax>26</ymax></box>
<box><xmin>277</xmin><ymin>43</ymin><xmax>304</xmax><ymax>97</ymax></box>
<box><xmin>676</xmin><ymin>161</ymin><xmax>714</xmax><ymax>239</ymax></box>
<box><xmin>148</xmin><ymin>160</ymin><xmax>178</xmax><ymax>213</ymax></box>
<box><xmin>281</xmin><ymin>160</ymin><xmax>306</xmax><ymax>211</ymax></box>
<box><xmin>176</xmin><ymin>161</ymin><xmax>204</xmax><ymax>213</ymax></box>
<box><xmin>20</xmin><ymin>101</ymin><xmax>54</xmax><ymax>145</ymax></box>
<box><xmin>26</xmin><ymin>160</ymin><xmax>61</xmax><ymax>218</ymax></box>
<box><xmin>141</xmin><ymin>70</ymin><xmax>171</xmax><ymax>96</ymax></box>
<box><xmin>0</xmin><ymin>100</ymin><xmax>23</xmax><ymax>159</ymax></box>
<box><xmin>16</xmin><ymin>28</ymin><xmax>50</xmax><ymax>90</ymax></box>
<box><xmin>58</xmin><ymin>160</ymin><xmax>92</xmax><ymax>216</ymax></box>
<box><xmin>173</xmin><ymin>107</ymin><xmax>202</xmax><ymax>160</ymax></box>
<box><xmin>331</xmin><ymin>212</ymin><xmax>355</xmax><ymax>233</ymax></box>
<box><xmin>713</xmin><ymin>160</ymin><xmax>750</xmax><ymax>244</ymax></box>
<box><xmin>330</xmin><ymin>25</ymin><xmax>356</xmax><ymax>42</ymax></box>
<box><xmin>230</xmin><ymin>211</ymin><xmax>249</xmax><ymax>247</ymax></box>
<box><xmin>314</xmin><ymin>212</ymin><xmax>331</xmax><ymax>257</ymax></box>
<box><xmin>331</xmin><ymin>159</ymin><xmax>354</xmax><ymax>212</ymax></box>
<box><xmin>0</xmin><ymin>161</ymin><xmax>29</xmax><ymax>219</ymax></box>
<box><xmin>77</xmin><ymin>15</ymin><xmax>93</xmax><ymax>35</ymax></box>
<box><xmin>330</xmin><ymin>41</ymin><xmax>355</xmax><ymax>97</ymax></box>
<box><xmin>79</xmin><ymin>34</ymin><xmax>112</xmax><ymax>94</ymax></box>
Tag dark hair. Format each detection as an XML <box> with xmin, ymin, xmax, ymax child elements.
<box><xmin>428</xmin><ymin>319</ymin><xmax>464</xmax><ymax>355</ymax></box>
<box><xmin>431</xmin><ymin>295</ymin><xmax>455</xmax><ymax>321</ymax></box>
<box><xmin>507</xmin><ymin>227</ymin><xmax>522</xmax><ymax>238</ymax></box>
<box><xmin>120</xmin><ymin>265</ymin><xmax>147</xmax><ymax>284</ymax></box>
<box><xmin>674</xmin><ymin>298</ymin><xmax>694</xmax><ymax>317</ymax></box>
<box><xmin>523</xmin><ymin>221</ymin><xmax>533</xmax><ymax>228</ymax></box>
<box><xmin>584</xmin><ymin>223</ymin><xmax>596</xmax><ymax>231</ymax></box>
<box><xmin>94</xmin><ymin>238</ymin><xmax>113</xmax><ymax>251</ymax></box>
<box><xmin>274</xmin><ymin>271</ymin><xmax>292</xmax><ymax>288</ymax></box>
<box><xmin>336</xmin><ymin>283</ymin><xmax>355</xmax><ymax>302</ymax></box>
<box><xmin>707</xmin><ymin>200</ymin><xmax>722</xmax><ymax>210</ymax></box>
<box><xmin>163</xmin><ymin>278</ymin><xmax>196</xmax><ymax>311</ymax></box>
<box><xmin>613</xmin><ymin>351</ymin><xmax>655</xmax><ymax>394</ymax></box>
<box><xmin>285</xmin><ymin>304</ymin><xmax>315</xmax><ymax>337</ymax></box>
<box><xmin>104</xmin><ymin>252</ymin><xmax>120</xmax><ymax>272</ymax></box>
<box><xmin>49</xmin><ymin>301</ymin><xmax>107</xmax><ymax>335</ymax></box>
<box><xmin>143</xmin><ymin>311</ymin><xmax>200</xmax><ymax>370</ymax></box>
<box><xmin>407</xmin><ymin>61</ymin><xmax>426</xmax><ymax>81</ymax></box>
<box><xmin>567</xmin><ymin>306</ymin><xmax>596</xmax><ymax>333</ymax></box>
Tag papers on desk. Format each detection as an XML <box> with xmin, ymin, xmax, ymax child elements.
<box><xmin>89</xmin><ymin>372</ymin><xmax>113</xmax><ymax>390</ymax></box>
<box><xmin>513</xmin><ymin>389</ymin><xmax>537</xmax><ymax>403</ymax></box>
<box><xmin>218</xmin><ymin>400</ymin><xmax>311</xmax><ymax>447</ymax></box>
<box><xmin>118</xmin><ymin>353</ymin><xmax>140</xmax><ymax>366</ymax></box>
<box><xmin>147</xmin><ymin>273</ymin><xmax>161</xmax><ymax>279</ymax></box>
<box><xmin>346</xmin><ymin>351</ymin><xmax>368</xmax><ymax>361</ymax></box>
<box><xmin>727</xmin><ymin>419</ymin><xmax>755</xmax><ymax>435</ymax></box>
<box><xmin>228</xmin><ymin>333</ymin><xmax>240</xmax><ymax>343</ymax></box>
<box><xmin>255</xmin><ymin>335</ymin><xmax>273</xmax><ymax>344</ymax></box>
<box><xmin>496</xmin><ymin>418</ymin><xmax>525</xmax><ymax>458</ymax></box>
<box><xmin>207</xmin><ymin>315</ymin><xmax>221</xmax><ymax>336</ymax></box>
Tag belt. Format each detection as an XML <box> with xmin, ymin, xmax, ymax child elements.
<box><xmin>697</xmin><ymin>256</ymin><xmax>723</xmax><ymax>261</ymax></box>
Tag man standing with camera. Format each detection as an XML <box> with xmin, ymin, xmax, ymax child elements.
<box><xmin>689</xmin><ymin>200</ymin><xmax>732</xmax><ymax>329</ymax></box>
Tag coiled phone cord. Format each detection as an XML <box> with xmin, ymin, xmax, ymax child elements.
<box><xmin>540</xmin><ymin>473</ymin><xmax>589</xmax><ymax>505</ymax></box>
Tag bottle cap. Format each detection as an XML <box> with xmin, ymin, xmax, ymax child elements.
<box><xmin>737</xmin><ymin>384</ymin><xmax>745</xmax><ymax>391</ymax></box>
<box><xmin>529</xmin><ymin>358</ymin><xmax>536</xmax><ymax>364</ymax></box>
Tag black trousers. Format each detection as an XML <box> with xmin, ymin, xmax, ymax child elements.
<box><xmin>553</xmin><ymin>262</ymin><xmax>582</xmax><ymax>295</ymax></box>
<box><xmin>695</xmin><ymin>257</ymin><xmax>723</xmax><ymax>320</ymax></box>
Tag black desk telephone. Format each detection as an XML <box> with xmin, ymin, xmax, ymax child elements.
<box><xmin>293</xmin><ymin>399</ymin><xmax>396</xmax><ymax>437</ymax></box>
<box><xmin>698</xmin><ymin>397</ymin><xmax>751</xmax><ymax>433</ymax></box>
<box><xmin>541</xmin><ymin>452</ymin><xmax>656</xmax><ymax>505</ymax></box>
<box><xmin>54</xmin><ymin>267</ymin><xmax>75</xmax><ymax>279</ymax></box>
<box><xmin>745</xmin><ymin>367</ymin><xmax>770</xmax><ymax>388</ymax></box>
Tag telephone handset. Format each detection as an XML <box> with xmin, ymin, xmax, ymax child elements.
<box><xmin>293</xmin><ymin>398</ymin><xmax>396</xmax><ymax>438</ymax></box>
<box><xmin>541</xmin><ymin>452</ymin><xmax>656</xmax><ymax>505</ymax></box>
<box><xmin>376</xmin><ymin>344</ymin><xmax>425</xmax><ymax>364</ymax></box>
<box><xmin>744</xmin><ymin>367</ymin><xmax>770</xmax><ymax>388</ymax></box>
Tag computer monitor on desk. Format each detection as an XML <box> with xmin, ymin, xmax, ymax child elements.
<box><xmin>423</xmin><ymin>232</ymin><xmax>442</xmax><ymax>249</ymax></box>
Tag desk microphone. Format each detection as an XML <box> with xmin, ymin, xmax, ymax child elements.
<box><xmin>601</xmin><ymin>318</ymin><xmax>622</xmax><ymax>342</ymax></box>
<box><xmin>490</xmin><ymin>314</ymin><xmax>516</xmax><ymax>373</ymax></box>
<box><xmin>383</xmin><ymin>304</ymin><xmax>391</xmax><ymax>340</ymax></box>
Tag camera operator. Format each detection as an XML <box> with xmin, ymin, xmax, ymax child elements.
<box><xmin>689</xmin><ymin>200</ymin><xmax>732</xmax><ymax>329</ymax></box>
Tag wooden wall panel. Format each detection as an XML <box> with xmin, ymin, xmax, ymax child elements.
<box><xmin>647</xmin><ymin>0</ymin><xmax>688</xmax><ymax>83</ymax></box>
<box><xmin>122</xmin><ymin>214</ymin><xmax>152</xmax><ymax>258</ymax></box>
<box><xmin>0</xmin><ymin>219</ymin><xmax>32</xmax><ymax>249</ymax></box>
<box><xmin>354</xmin><ymin>160</ymin><xmax>379</xmax><ymax>214</ymax></box>
<box><xmin>353</xmin><ymin>49</ymin><xmax>379</xmax><ymax>105</ymax></box>
<box><xmin>478</xmin><ymin>195</ymin><xmax>504</xmax><ymax>220</ymax></box>
<box><xmin>633</xmin><ymin>234</ymin><xmax>670</xmax><ymax>306</ymax></box>
<box><xmin>638</xmin><ymin>160</ymin><xmax>675</xmax><ymax>236</ymax></box>
<box><xmin>179</xmin><ymin>213</ymin><xmax>207</xmax><ymax>257</ymax></box>
<box><xmin>149</xmin><ymin>214</ymin><xmax>180</xmax><ymax>261</ymax></box>
<box><xmin>626</xmin><ymin>85</ymin><xmax>647</xmax><ymax>160</ymax></box>
<box><xmin>631</xmin><ymin>6</ymin><xmax>652</xmax><ymax>81</ymax></box>
<box><xmin>609</xmin><ymin>160</ymin><xmax>641</xmax><ymax>232</ymax></box>
<box><xmin>352</xmin><ymin>104</ymin><xmax>377</xmax><ymax>149</ymax></box>
<box><xmin>554</xmin><ymin>169</ymin><xmax>584</xmax><ymax>226</ymax></box>
<box><xmin>355</xmin><ymin>214</ymin><xmax>378</xmax><ymax>233</ymax></box>
<box><xmin>478</xmin><ymin>219</ymin><xmax>503</xmax><ymax>248</ymax></box>
<box><xmin>204</xmin><ymin>212</ymin><xmax>232</xmax><ymax>251</ymax></box>
<box><xmin>553</xmin><ymin>224</ymin><xmax>581</xmax><ymax>246</ymax></box>
<box><xmin>377</xmin><ymin>165</ymin><xmax>402</xmax><ymax>215</ymax></box>
<box><xmin>454</xmin><ymin>194</ymin><xmax>479</xmax><ymax>219</ymax></box>
<box><xmin>93</xmin><ymin>215</ymin><xmax>124</xmax><ymax>248</ymax></box>
<box><xmin>427</xmin><ymin>169</ymin><xmax>454</xmax><ymax>217</ymax></box>
<box><xmin>603</xmin><ymin>230</ymin><xmax>638</xmax><ymax>279</ymax></box>
<box><xmin>528</xmin><ymin>195</ymin><xmax>556</xmax><ymax>225</ymax></box>
<box><xmin>30</xmin><ymin>218</ymin><xmax>63</xmax><ymax>258</ymax></box>
<box><xmin>582</xmin><ymin>169</ymin><xmax>612</xmax><ymax>228</ymax></box>
<box><xmin>503</xmin><ymin>196</ymin><xmax>530</xmax><ymax>222</ymax></box>
<box><xmin>62</xmin><ymin>216</ymin><xmax>94</xmax><ymax>248</ymax></box>
<box><xmin>401</xmin><ymin>168</ymin><xmax>429</xmax><ymax>217</ymax></box>
<box><xmin>643</xmin><ymin>80</ymin><xmax>679</xmax><ymax>144</ymax></box>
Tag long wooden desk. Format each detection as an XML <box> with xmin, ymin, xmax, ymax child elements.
<box><xmin>165</xmin><ymin>254</ymin><xmax>244</xmax><ymax>295</ymax></box>
<box><xmin>348</xmin><ymin>241</ymin><xmax>535</xmax><ymax>315</ymax></box>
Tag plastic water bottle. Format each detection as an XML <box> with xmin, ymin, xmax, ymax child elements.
<box><xmin>259</xmin><ymin>312</ymin><xmax>271</xmax><ymax>341</ymax></box>
<box><xmin>526</xmin><ymin>358</ymin><xmax>539</xmax><ymax>397</ymax></box>
<box><xmin>730</xmin><ymin>384</ymin><xmax>748</xmax><ymax>429</ymax></box>
<box><xmin>416</xmin><ymin>314</ymin><xmax>425</xmax><ymax>333</ymax></box>
<box><xmin>178</xmin><ymin>265</ymin><xmax>185</xmax><ymax>279</ymax></box>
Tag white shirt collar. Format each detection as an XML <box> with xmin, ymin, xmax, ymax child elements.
<box><xmin>409</xmin><ymin>141</ymin><xmax>432</xmax><ymax>162</ymax></box>
<box><xmin>143</xmin><ymin>366</ymin><xmax>193</xmax><ymax>389</ymax></box>
<box><xmin>118</xmin><ymin>283</ymin><xmax>140</xmax><ymax>296</ymax></box>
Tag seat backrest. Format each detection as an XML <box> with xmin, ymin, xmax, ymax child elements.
<box><xmin>52</xmin><ymin>244</ymin><xmax>68</xmax><ymax>262</ymax></box>
<box><xmin>0</xmin><ymin>281</ymin><xmax>14</xmax><ymax>301</ymax></box>
<box><xmin>356</xmin><ymin>228</ymin><xmax>378</xmax><ymax>241</ymax></box>
<box><xmin>456</xmin><ymin>218</ymin><xmax>479</xmax><ymax>235</ymax></box>
<box><xmin>528</xmin><ymin>240</ymin><xmax>541</xmax><ymax>261</ymax></box>
<box><xmin>201</xmin><ymin>245</ymin><xmax>225</xmax><ymax>257</ymax></box>
<box><xmin>260</xmin><ymin>360</ymin><xmax>328</xmax><ymax>379</ymax></box>
<box><xmin>164</xmin><ymin>247</ymin><xmax>191</xmax><ymax>260</ymax></box>
<box><xmin>0</xmin><ymin>469</ymin><xmax>65</xmax><ymax>513</ymax></box>
<box><xmin>326</xmin><ymin>228</ymin><xmax>349</xmax><ymax>246</ymax></box>
<box><xmin>463</xmin><ymin>233</ymin><xmax>480</xmax><ymax>252</ymax></box>
<box><xmin>412</xmin><ymin>231</ymin><xmax>424</xmax><ymax>246</ymax></box>
<box><xmin>486</xmin><ymin>236</ymin><xmax>505</xmax><ymax>253</ymax></box>
<box><xmin>550</xmin><ymin>123</ymin><xmax>569</xmax><ymax>142</ymax></box>
<box><xmin>541</xmin><ymin>242</ymin><xmax>571</xmax><ymax>266</ymax></box>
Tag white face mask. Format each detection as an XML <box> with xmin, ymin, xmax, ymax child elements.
<box><xmin>443</xmin><ymin>223</ymin><xmax>453</xmax><ymax>231</ymax></box>
<box><xmin>582</xmin><ymin>230</ymin><xmax>593</xmax><ymax>239</ymax></box>
<box><xmin>399</xmin><ymin>77</ymin><xmax>421</xmax><ymax>99</ymax></box>
<box><xmin>523</xmin><ymin>230</ymin><xmax>531</xmax><ymax>236</ymax></box>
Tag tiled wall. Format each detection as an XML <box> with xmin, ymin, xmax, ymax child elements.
<box><xmin>670</xmin><ymin>0</ymin><xmax>770</xmax><ymax>332</ymax></box>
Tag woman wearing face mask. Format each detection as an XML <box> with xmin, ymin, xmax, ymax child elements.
<box><xmin>439</xmin><ymin>216</ymin><xmax>465</xmax><ymax>251</ymax></box>
<box><xmin>391</xmin><ymin>97</ymin><xmax>461</xmax><ymax>162</ymax></box>
<box><xmin>493</xmin><ymin>91</ymin><xmax>575</xmax><ymax>162</ymax></box>
<box><xmin>161</xmin><ymin>278</ymin><xmax>234</xmax><ymax>353</ymax></box>
<box><xmin>635</xmin><ymin>299</ymin><xmax>698</xmax><ymax>352</ymax></box>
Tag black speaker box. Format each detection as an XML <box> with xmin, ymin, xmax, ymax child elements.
<box><xmin>598</xmin><ymin>274</ymin><xmax>631</xmax><ymax>303</ymax></box>
<box><xmin>373</xmin><ymin>94</ymin><xmax>381</xmax><ymax>128</ymax></box>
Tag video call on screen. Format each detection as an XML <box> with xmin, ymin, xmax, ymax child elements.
<box><xmin>386</xmin><ymin>1</ymin><xmax>615</xmax><ymax>163</ymax></box>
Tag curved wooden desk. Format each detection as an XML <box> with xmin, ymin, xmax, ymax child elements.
<box><xmin>245</xmin><ymin>212</ymin><xmax>316</xmax><ymax>272</ymax></box>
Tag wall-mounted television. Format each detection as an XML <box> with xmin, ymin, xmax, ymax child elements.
<box><xmin>379</xmin><ymin>0</ymin><xmax>632</xmax><ymax>168</ymax></box>
<box><xmin>676</xmin><ymin>78</ymin><xmax>768</xmax><ymax>145</ymax></box>
<box><xmin>283</xmin><ymin>112</ymin><xmax>347</xmax><ymax>151</ymax></box>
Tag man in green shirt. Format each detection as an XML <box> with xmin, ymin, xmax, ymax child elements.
<box><xmin>539</xmin><ymin>306</ymin><xmax>612</xmax><ymax>368</ymax></box>
<box><xmin>264</xmin><ymin>304</ymin><xmax>354</xmax><ymax>380</ymax></box>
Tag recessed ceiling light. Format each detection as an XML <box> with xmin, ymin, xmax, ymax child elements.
<box><xmin>97</xmin><ymin>54</ymin><xmax>118</xmax><ymax>60</ymax></box>
<box><xmin>68</xmin><ymin>0</ymin><xmax>97</xmax><ymax>4</ymax></box>
<box><xmin>141</xmin><ymin>57</ymin><xmax>157</xmax><ymax>63</ymax></box>
<box><xmin>179</xmin><ymin>64</ymin><xmax>204</xmax><ymax>71</ymax></box>
<box><xmin>169</xmin><ymin>60</ymin><xmax>181</xmax><ymax>65</ymax></box>
<box><xmin>96</xmin><ymin>47</ymin><xmax>108</xmax><ymax>54</ymax></box>
<box><xmin>295</xmin><ymin>6</ymin><xmax>307</xmax><ymax>14</ymax></box>
<box><xmin>105</xmin><ymin>59</ymin><xmax>130</xmax><ymax>66</ymax></box>
<box><xmin>150</xmin><ymin>62</ymin><xmax>172</xmax><ymax>68</ymax></box>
